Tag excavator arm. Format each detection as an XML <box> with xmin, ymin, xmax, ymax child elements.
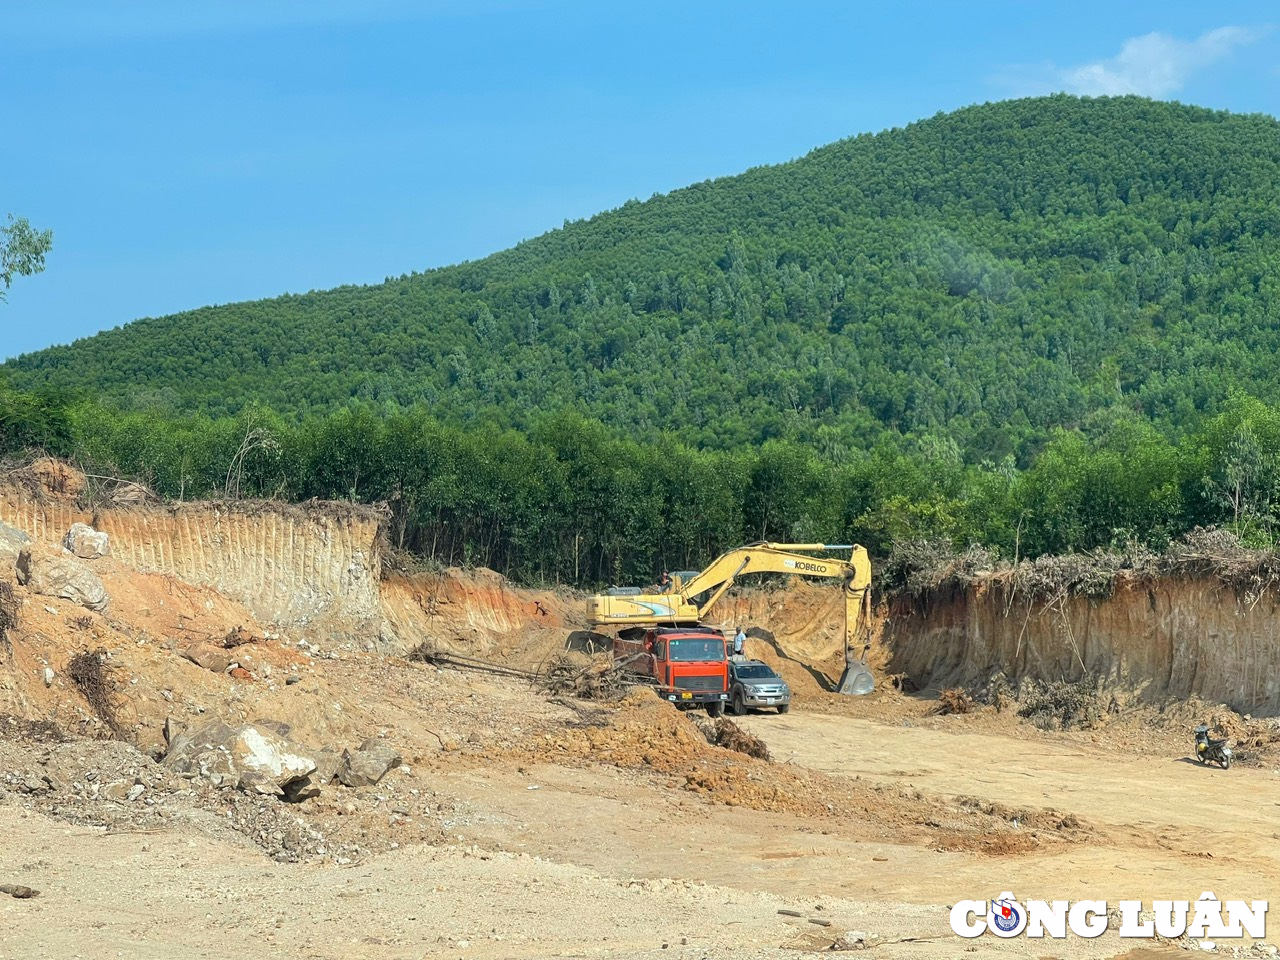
<box><xmin>587</xmin><ymin>542</ymin><xmax>875</xmax><ymax>695</ymax></box>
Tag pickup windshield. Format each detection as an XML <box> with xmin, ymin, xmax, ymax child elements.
<box><xmin>734</xmin><ymin>665</ymin><xmax>779</xmax><ymax>680</ymax></box>
<box><xmin>667</xmin><ymin>638</ymin><xmax>726</xmax><ymax>662</ymax></box>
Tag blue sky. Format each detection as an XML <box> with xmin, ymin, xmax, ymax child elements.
<box><xmin>2</xmin><ymin>0</ymin><xmax>1276</xmax><ymax>359</ymax></box>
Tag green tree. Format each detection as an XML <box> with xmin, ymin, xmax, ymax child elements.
<box><xmin>0</xmin><ymin>215</ymin><xmax>52</xmax><ymax>301</ymax></box>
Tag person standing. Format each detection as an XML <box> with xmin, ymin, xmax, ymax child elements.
<box><xmin>733</xmin><ymin>626</ymin><xmax>746</xmax><ymax>657</ymax></box>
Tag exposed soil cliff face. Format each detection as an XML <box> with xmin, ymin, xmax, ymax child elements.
<box><xmin>7</xmin><ymin>462</ymin><xmax>1279</xmax><ymax>718</ymax></box>
<box><xmin>0</xmin><ymin>479</ymin><xmax>383</xmax><ymax>639</ymax></box>
<box><xmin>380</xmin><ymin>567</ymin><xmax>578</xmax><ymax>666</ymax></box>
<box><xmin>885</xmin><ymin>573</ymin><xmax>1280</xmax><ymax>715</ymax></box>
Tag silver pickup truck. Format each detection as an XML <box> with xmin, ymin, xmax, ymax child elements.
<box><xmin>727</xmin><ymin>659</ymin><xmax>791</xmax><ymax>715</ymax></box>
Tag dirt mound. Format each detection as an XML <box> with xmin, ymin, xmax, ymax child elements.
<box><xmin>711</xmin><ymin>580</ymin><xmax>852</xmax><ymax>665</ymax></box>
<box><xmin>0</xmin><ymin>734</ymin><xmax>406</xmax><ymax>864</ymax></box>
<box><xmin>470</xmin><ymin>692</ymin><xmax>1092</xmax><ymax>859</ymax></box>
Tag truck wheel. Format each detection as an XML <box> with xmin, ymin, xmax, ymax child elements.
<box><xmin>706</xmin><ymin>701</ymin><xmax>724</xmax><ymax>718</ymax></box>
<box><xmin>731</xmin><ymin>692</ymin><xmax>746</xmax><ymax>716</ymax></box>
<box><xmin>777</xmin><ymin>703</ymin><xmax>790</xmax><ymax>714</ymax></box>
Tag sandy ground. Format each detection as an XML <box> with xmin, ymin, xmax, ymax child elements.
<box><xmin>741</xmin><ymin>710</ymin><xmax>1280</xmax><ymax>904</ymax></box>
<box><xmin>3</xmin><ymin>658</ymin><xmax>1268</xmax><ymax>960</ymax></box>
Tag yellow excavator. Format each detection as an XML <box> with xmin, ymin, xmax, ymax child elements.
<box><xmin>587</xmin><ymin>542</ymin><xmax>875</xmax><ymax>695</ymax></box>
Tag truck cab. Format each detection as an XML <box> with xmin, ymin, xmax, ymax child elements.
<box><xmin>613</xmin><ymin>626</ymin><xmax>730</xmax><ymax>715</ymax></box>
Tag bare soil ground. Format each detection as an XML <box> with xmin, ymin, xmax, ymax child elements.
<box><xmin>3</xmin><ymin>644</ymin><xmax>1273</xmax><ymax>959</ymax></box>
<box><xmin>0</xmin><ymin>510</ymin><xmax>1275</xmax><ymax>958</ymax></box>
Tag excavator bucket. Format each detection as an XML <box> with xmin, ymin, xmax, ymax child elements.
<box><xmin>836</xmin><ymin>663</ymin><xmax>875</xmax><ymax>695</ymax></box>
<box><xmin>836</xmin><ymin>643</ymin><xmax>874</xmax><ymax>695</ymax></box>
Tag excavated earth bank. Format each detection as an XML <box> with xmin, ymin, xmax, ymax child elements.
<box><xmin>885</xmin><ymin>574</ymin><xmax>1280</xmax><ymax>716</ymax></box>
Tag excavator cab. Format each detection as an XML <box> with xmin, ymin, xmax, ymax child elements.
<box><xmin>670</xmin><ymin>570</ymin><xmax>708</xmax><ymax>604</ymax></box>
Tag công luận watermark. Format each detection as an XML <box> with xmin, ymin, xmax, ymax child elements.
<box><xmin>950</xmin><ymin>891</ymin><xmax>1266</xmax><ymax>939</ymax></box>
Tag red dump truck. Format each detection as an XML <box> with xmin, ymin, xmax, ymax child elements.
<box><xmin>612</xmin><ymin>625</ymin><xmax>730</xmax><ymax>716</ymax></box>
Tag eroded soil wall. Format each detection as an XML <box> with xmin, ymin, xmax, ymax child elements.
<box><xmin>885</xmin><ymin>575</ymin><xmax>1280</xmax><ymax>715</ymax></box>
<box><xmin>0</xmin><ymin>484</ymin><xmax>383</xmax><ymax>637</ymax></box>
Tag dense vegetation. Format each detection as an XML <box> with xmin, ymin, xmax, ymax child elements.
<box><xmin>6</xmin><ymin>95</ymin><xmax>1280</xmax><ymax>583</ymax></box>
<box><xmin>7</xmin><ymin>380</ymin><xmax>1280</xmax><ymax>586</ymax></box>
<box><xmin>8</xmin><ymin>96</ymin><xmax>1280</xmax><ymax>467</ymax></box>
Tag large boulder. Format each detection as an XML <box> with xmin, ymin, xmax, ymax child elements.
<box><xmin>163</xmin><ymin>721</ymin><xmax>317</xmax><ymax>797</ymax></box>
<box><xmin>15</xmin><ymin>546</ymin><xmax>108</xmax><ymax>612</ymax></box>
<box><xmin>337</xmin><ymin>738</ymin><xmax>403</xmax><ymax>788</ymax></box>
<box><xmin>63</xmin><ymin>522</ymin><xmax>110</xmax><ymax>559</ymax></box>
<box><xmin>0</xmin><ymin>521</ymin><xmax>30</xmax><ymax>569</ymax></box>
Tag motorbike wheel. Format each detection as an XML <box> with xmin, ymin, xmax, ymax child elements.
<box><xmin>1220</xmin><ymin>756</ymin><xmax>1231</xmax><ymax>770</ymax></box>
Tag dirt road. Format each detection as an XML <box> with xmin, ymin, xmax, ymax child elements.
<box><xmin>741</xmin><ymin>711</ymin><xmax>1280</xmax><ymax>904</ymax></box>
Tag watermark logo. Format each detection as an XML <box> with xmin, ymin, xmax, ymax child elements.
<box><xmin>988</xmin><ymin>894</ymin><xmax>1025</xmax><ymax>937</ymax></box>
<box><xmin>950</xmin><ymin>892</ymin><xmax>1266</xmax><ymax>940</ymax></box>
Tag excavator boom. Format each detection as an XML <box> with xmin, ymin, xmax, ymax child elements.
<box><xmin>587</xmin><ymin>541</ymin><xmax>875</xmax><ymax>695</ymax></box>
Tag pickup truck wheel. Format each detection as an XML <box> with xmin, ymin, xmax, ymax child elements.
<box><xmin>705</xmin><ymin>701</ymin><xmax>724</xmax><ymax>718</ymax></box>
<box><xmin>731</xmin><ymin>692</ymin><xmax>747</xmax><ymax>716</ymax></box>
<box><xmin>777</xmin><ymin>703</ymin><xmax>790</xmax><ymax>714</ymax></box>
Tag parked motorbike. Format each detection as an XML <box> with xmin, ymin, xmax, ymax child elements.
<box><xmin>1194</xmin><ymin>724</ymin><xmax>1232</xmax><ymax>769</ymax></box>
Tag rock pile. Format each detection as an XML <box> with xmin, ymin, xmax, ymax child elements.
<box><xmin>163</xmin><ymin>721</ymin><xmax>318</xmax><ymax>798</ymax></box>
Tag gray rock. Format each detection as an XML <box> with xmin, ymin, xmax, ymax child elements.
<box><xmin>163</xmin><ymin>716</ymin><xmax>186</xmax><ymax>746</ymax></box>
<box><xmin>281</xmin><ymin>775</ymin><xmax>321</xmax><ymax>803</ymax></box>
<box><xmin>16</xmin><ymin>546</ymin><xmax>108</xmax><ymax>612</ymax></box>
<box><xmin>20</xmin><ymin>775</ymin><xmax>45</xmax><ymax>794</ymax></box>
<box><xmin>337</xmin><ymin>740</ymin><xmax>403</xmax><ymax>788</ymax></box>
<box><xmin>832</xmin><ymin>931</ymin><xmax>870</xmax><ymax>951</ymax></box>
<box><xmin>0</xmin><ymin>520</ymin><xmax>30</xmax><ymax>569</ymax></box>
<box><xmin>282</xmin><ymin>745</ymin><xmax>342</xmax><ymax>802</ymax></box>
<box><xmin>62</xmin><ymin>522</ymin><xmax>110</xmax><ymax>560</ymax></box>
<box><xmin>163</xmin><ymin>721</ymin><xmax>317</xmax><ymax>798</ymax></box>
<box><xmin>126</xmin><ymin>783</ymin><xmax>145</xmax><ymax>801</ymax></box>
<box><xmin>313</xmin><ymin>747</ymin><xmax>342</xmax><ymax>784</ymax></box>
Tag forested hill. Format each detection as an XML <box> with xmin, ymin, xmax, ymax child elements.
<box><xmin>9</xmin><ymin>95</ymin><xmax>1280</xmax><ymax>462</ymax></box>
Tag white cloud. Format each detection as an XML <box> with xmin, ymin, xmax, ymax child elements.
<box><xmin>1057</xmin><ymin>26</ymin><xmax>1258</xmax><ymax>97</ymax></box>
